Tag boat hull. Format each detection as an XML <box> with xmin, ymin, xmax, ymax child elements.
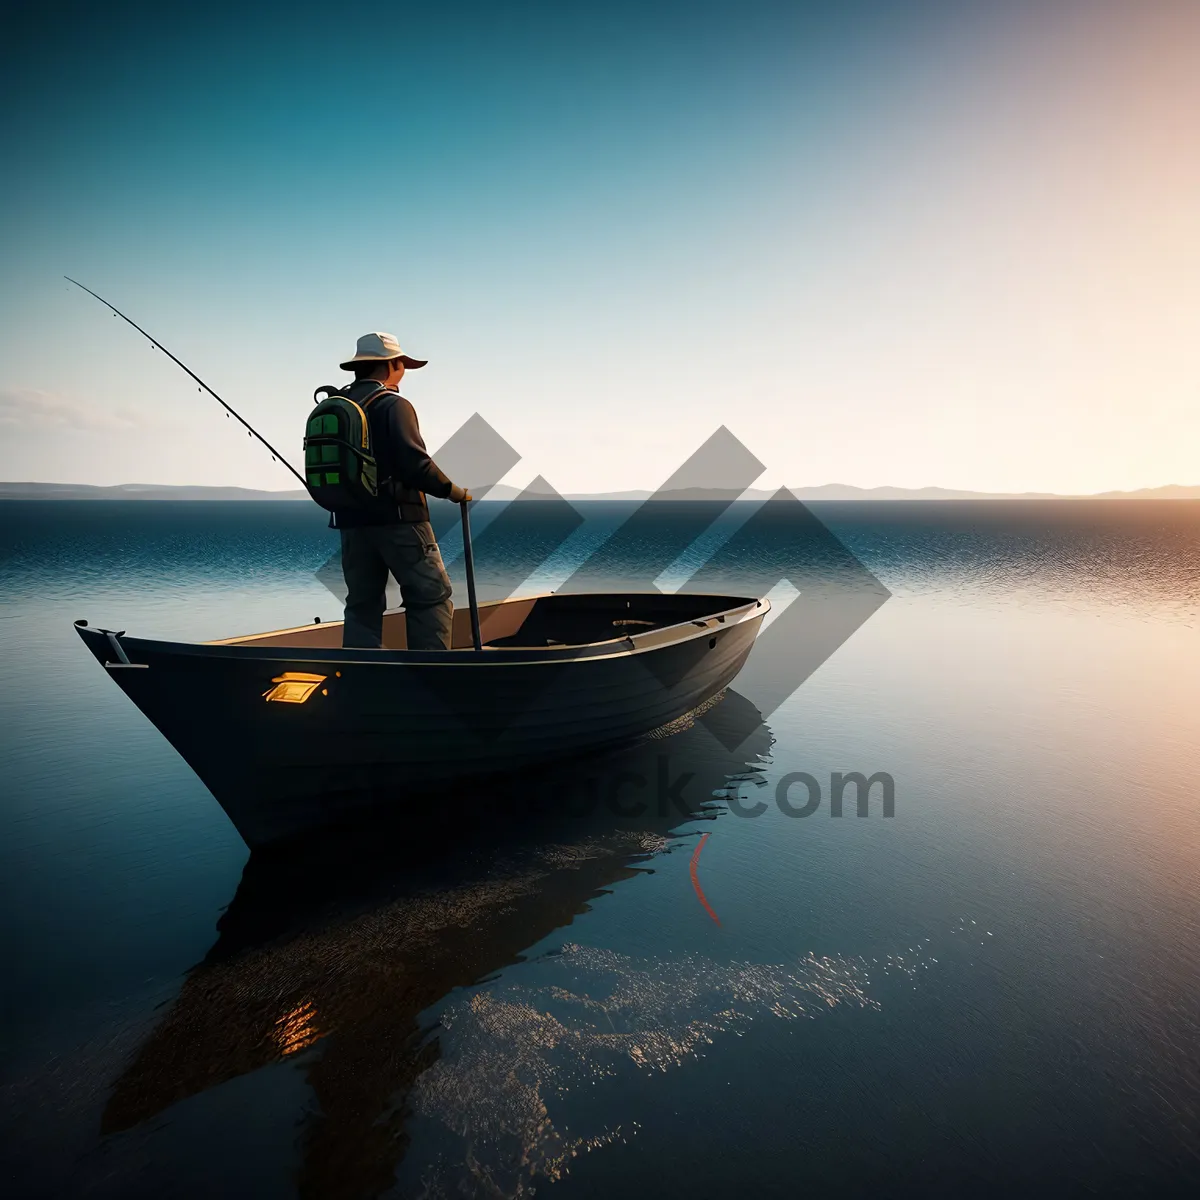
<box><xmin>76</xmin><ymin>594</ymin><xmax>766</xmax><ymax>848</ymax></box>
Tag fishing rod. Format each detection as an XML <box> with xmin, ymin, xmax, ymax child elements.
<box><xmin>65</xmin><ymin>276</ymin><xmax>306</xmax><ymax>487</ymax></box>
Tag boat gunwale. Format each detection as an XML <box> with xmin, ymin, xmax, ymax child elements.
<box><xmin>202</xmin><ymin>591</ymin><xmax>562</xmax><ymax>648</ymax></box>
<box><xmin>80</xmin><ymin>594</ymin><xmax>769</xmax><ymax>668</ymax></box>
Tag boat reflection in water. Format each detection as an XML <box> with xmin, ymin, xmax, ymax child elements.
<box><xmin>101</xmin><ymin>690</ymin><xmax>774</xmax><ymax>1198</ymax></box>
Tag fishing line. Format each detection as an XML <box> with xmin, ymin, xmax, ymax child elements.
<box><xmin>65</xmin><ymin>277</ymin><xmax>304</xmax><ymax>486</ymax></box>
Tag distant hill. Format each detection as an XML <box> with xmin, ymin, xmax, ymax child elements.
<box><xmin>0</xmin><ymin>482</ymin><xmax>310</xmax><ymax>501</ymax></box>
<box><xmin>1090</xmin><ymin>484</ymin><xmax>1200</xmax><ymax>500</ymax></box>
<box><xmin>3</xmin><ymin>481</ymin><xmax>1199</xmax><ymax>502</ymax></box>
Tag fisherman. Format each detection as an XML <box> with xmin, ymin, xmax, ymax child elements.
<box><xmin>332</xmin><ymin>332</ymin><xmax>471</xmax><ymax>650</ymax></box>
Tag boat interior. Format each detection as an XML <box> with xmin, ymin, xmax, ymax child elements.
<box><xmin>209</xmin><ymin>592</ymin><xmax>756</xmax><ymax>652</ymax></box>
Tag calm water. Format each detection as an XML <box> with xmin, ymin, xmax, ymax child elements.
<box><xmin>2</xmin><ymin>499</ymin><xmax>1200</xmax><ymax>1198</ymax></box>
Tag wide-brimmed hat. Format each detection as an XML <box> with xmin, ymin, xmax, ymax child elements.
<box><xmin>339</xmin><ymin>331</ymin><xmax>428</xmax><ymax>372</ymax></box>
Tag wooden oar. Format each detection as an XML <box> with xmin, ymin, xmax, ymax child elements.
<box><xmin>459</xmin><ymin>500</ymin><xmax>483</xmax><ymax>652</ymax></box>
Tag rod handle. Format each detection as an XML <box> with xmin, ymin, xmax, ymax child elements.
<box><xmin>459</xmin><ymin>500</ymin><xmax>483</xmax><ymax>652</ymax></box>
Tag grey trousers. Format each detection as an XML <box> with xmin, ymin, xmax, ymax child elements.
<box><xmin>340</xmin><ymin>522</ymin><xmax>454</xmax><ymax>650</ymax></box>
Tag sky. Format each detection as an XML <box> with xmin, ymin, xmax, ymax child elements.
<box><xmin>1</xmin><ymin>0</ymin><xmax>1198</xmax><ymax>495</ymax></box>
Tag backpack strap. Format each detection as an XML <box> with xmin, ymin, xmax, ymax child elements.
<box><xmin>359</xmin><ymin>383</ymin><xmax>391</xmax><ymax>409</ymax></box>
<box><xmin>353</xmin><ymin>384</ymin><xmax>398</xmax><ymax>497</ymax></box>
<box><xmin>312</xmin><ymin>382</ymin><xmax>391</xmax><ymax>406</ymax></box>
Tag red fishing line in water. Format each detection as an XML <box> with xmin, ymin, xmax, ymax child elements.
<box><xmin>689</xmin><ymin>832</ymin><xmax>721</xmax><ymax>926</ymax></box>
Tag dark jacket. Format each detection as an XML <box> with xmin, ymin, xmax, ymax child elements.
<box><xmin>332</xmin><ymin>379</ymin><xmax>462</xmax><ymax>527</ymax></box>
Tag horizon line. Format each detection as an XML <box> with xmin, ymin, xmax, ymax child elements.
<box><xmin>4</xmin><ymin>481</ymin><xmax>1200</xmax><ymax>502</ymax></box>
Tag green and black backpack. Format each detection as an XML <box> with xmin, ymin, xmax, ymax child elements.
<box><xmin>302</xmin><ymin>384</ymin><xmax>388</xmax><ymax>512</ymax></box>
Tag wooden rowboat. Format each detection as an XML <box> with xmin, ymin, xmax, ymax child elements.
<box><xmin>74</xmin><ymin>591</ymin><xmax>768</xmax><ymax>848</ymax></box>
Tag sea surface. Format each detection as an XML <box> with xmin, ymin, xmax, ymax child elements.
<box><xmin>2</xmin><ymin>498</ymin><xmax>1199</xmax><ymax>1198</ymax></box>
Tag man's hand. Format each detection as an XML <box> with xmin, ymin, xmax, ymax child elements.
<box><xmin>450</xmin><ymin>484</ymin><xmax>473</xmax><ymax>504</ymax></box>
